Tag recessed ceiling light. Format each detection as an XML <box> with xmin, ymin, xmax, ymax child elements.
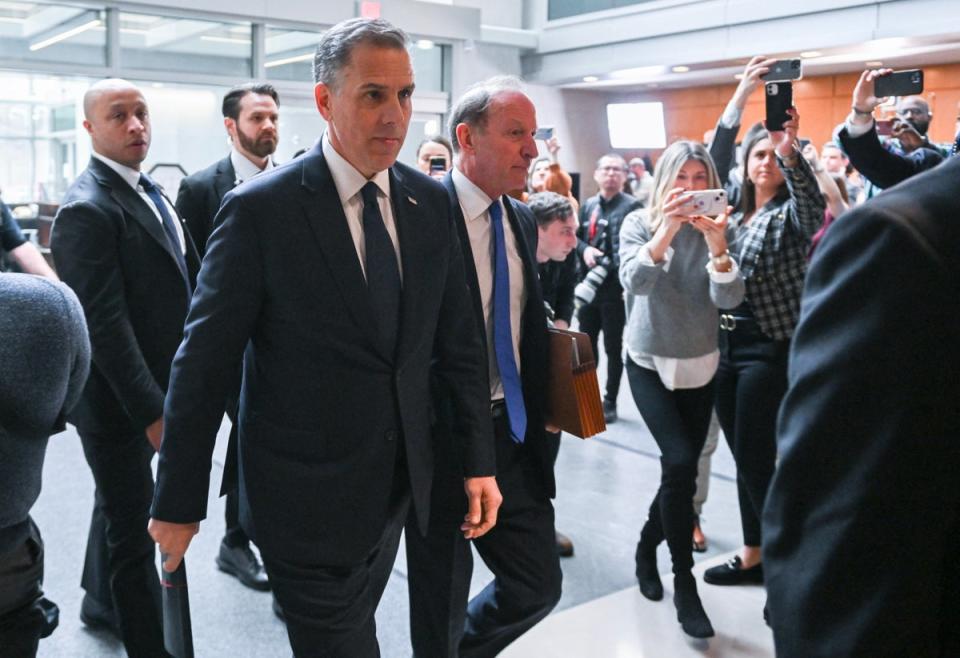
<box><xmin>582</xmin><ymin>75</ymin><xmax>599</xmax><ymax>82</ymax></box>
<box><xmin>416</xmin><ymin>39</ymin><xmax>435</xmax><ymax>50</ymax></box>
<box><xmin>800</xmin><ymin>51</ymin><xmax>823</xmax><ymax>58</ymax></box>
<box><xmin>865</xmin><ymin>60</ymin><xmax>883</xmax><ymax>67</ymax></box>
<box><xmin>672</xmin><ymin>65</ymin><xmax>690</xmax><ymax>73</ymax></box>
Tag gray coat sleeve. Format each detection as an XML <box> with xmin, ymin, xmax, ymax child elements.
<box><xmin>618</xmin><ymin>210</ymin><xmax>666</xmax><ymax>296</ymax></box>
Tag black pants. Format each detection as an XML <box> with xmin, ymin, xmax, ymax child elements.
<box><xmin>262</xmin><ymin>463</ymin><xmax>410</xmax><ymax>657</ymax></box>
<box><xmin>0</xmin><ymin>518</ymin><xmax>45</xmax><ymax>658</ymax></box>
<box><xmin>714</xmin><ymin>322</ymin><xmax>789</xmax><ymax>547</ymax></box>
<box><xmin>406</xmin><ymin>409</ymin><xmax>562</xmax><ymax>658</ymax></box>
<box><xmin>627</xmin><ymin>361</ymin><xmax>714</xmax><ymax>575</ymax></box>
<box><xmin>577</xmin><ymin>296</ymin><xmax>625</xmax><ymax>403</ymax></box>
<box><xmin>222</xmin><ymin>405</ymin><xmax>250</xmax><ymax>548</ymax></box>
<box><xmin>79</xmin><ymin>427</ymin><xmax>166</xmax><ymax>657</ymax></box>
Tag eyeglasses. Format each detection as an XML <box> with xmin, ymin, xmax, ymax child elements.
<box><xmin>598</xmin><ymin>166</ymin><xmax>625</xmax><ymax>173</ymax></box>
<box><xmin>898</xmin><ymin>108</ymin><xmax>927</xmax><ymax>117</ymax></box>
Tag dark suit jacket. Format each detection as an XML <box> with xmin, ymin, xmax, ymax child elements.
<box><xmin>837</xmin><ymin>123</ymin><xmax>944</xmax><ymax>191</ymax></box>
<box><xmin>175</xmin><ymin>155</ymin><xmax>236</xmax><ymax>257</ymax></box>
<box><xmin>150</xmin><ymin>143</ymin><xmax>493</xmax><ymax>567</ymax></box>
<box><xmin>51</xmin><ymin>157</ymin><xmax>200</xmax><ymax>433</ymax></box>
<box><xmin>764</xmin><ymin>156</ymin><xmax>960</xmax><ymax>657</ymax></box>
<box><xmin>432</xmin><ymin>173</ymin><xmax>555</xmax><ymax>503</ymax></box>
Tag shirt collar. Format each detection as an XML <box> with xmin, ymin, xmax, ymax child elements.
<box><xmin>452</xmin><ymin>167</ymin><xmax>498</xmax><ymax>222</ymax></box>
<box><xmin>321</xmin><ymin>132</ymin><xmax>390</xmax><ymax>204</ymax></box>
<box><xmin>230</xmin><ymin>147</ymin><xmax>274</xmax><ymax>184</ymax></box>
<box><xmin>91</xmin><ymin>151</ymin><xmax>143</xmax><ymax>192</ymax></box>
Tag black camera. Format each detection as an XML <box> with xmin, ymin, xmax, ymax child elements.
<box><xmin>574</xmin><ymin>255</ymin><xmax>613</xmax><ymax>310</ymax></box>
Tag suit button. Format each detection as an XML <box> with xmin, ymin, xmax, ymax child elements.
<box><xmin>385</xmin><ymin>430</ymin><xmax>397</xmax><ymax>441</ymax></box>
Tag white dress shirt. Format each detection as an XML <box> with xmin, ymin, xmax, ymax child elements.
<box><xmin>92</xmin><ymin>151</ymin><xmax>185</xmax><ymax>254</ymax></box>
<box><xmin>451</xmin><ymin>167</ymin><xmax>526</xmax><ymax>401</ymax></box>
<box><xmin>321</xmin><ymin>133</ymin><xmax>402</xmax><ymax>281</ymax></box>
<box><xmin>230</xmin><ymin>147</ymin><xmax>275</xmax><ymax>185</ymax></box>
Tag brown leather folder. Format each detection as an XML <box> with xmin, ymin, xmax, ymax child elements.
<box><xmin>546</xmin><ymin>328</ymin><xmax>606</xmax><ymax>439</ymax></box>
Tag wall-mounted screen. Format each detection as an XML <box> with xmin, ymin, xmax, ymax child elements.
<box><xmin>606</xmin><ymin>102</ymin><xmax>666</xmax><ymax>149</ymax></box>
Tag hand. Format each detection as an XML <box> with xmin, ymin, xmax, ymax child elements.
<box><xmin>892</xmin><ymin>120</ymin><xmax>924</xmax><ymax>152</ymax></box>
<box><xmin>545</xmin><ymin>136</ymin><xmax>561</xmax><ymax>161</ymax></box>
<box><xmin>145</xmin><ymin>417</ymin><xmax>164</xmax><ymax>452</ymax></box>
<box><xmin>689</xmin><ymin>206</ymin><xmax>733</xmax><ymax>256</ymax></box>
<box><xmin>732</xmin><ymin>56</ymin><xmax>777</xmax><ymax>109</ymax></box>
<box><xmin>801</xmin><ymin>143</ymin><xmax>820</xmax><ymax>167</ymax></box>
<box><xmin>660</xmin><ymin>187</ymin><xmax>695</xmax><ymax>231</ymax></box>
<box><xmin>583</xmin><ymin>246</ymin><xmax>605</xmax><ymax>269</ymax></box>
<box><xmin>545</xmin><ymin>423</ymin><xmax>561</xmax><ymax>433</ymax></box>
<box><xmin>851</xmin><ymin>68</ymin><xmax>894</xmax><ymax>116</ymax></box>
<box><xmin>461</xmin><ymin>476</ymin><xmax>502</xmax><ymax>539</ymax></box>
<box><xmin>553</xmin><ymin>319</ymin><xmax>569</xmax><ymax>330</ymax></box>
<box><xmin>148</xmin><ymin>518</ymin><xmax>199</xmax><ymax>572</ymax></box>
<box><xmin>767</xmin><ymin>107</ymin><xmax>800</xmax><ymax>158</ymax></box>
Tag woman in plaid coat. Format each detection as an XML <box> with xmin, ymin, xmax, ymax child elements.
<box><xmin>702</xmin><ymin>106</ymin><xmax>825</xmax><ymax>591</ymax></box>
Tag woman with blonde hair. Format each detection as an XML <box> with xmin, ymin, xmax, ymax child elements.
<box><xmin>620</xmin><ymin>140</ymin><xmax>745</xmax><ymax>638</ymax></box>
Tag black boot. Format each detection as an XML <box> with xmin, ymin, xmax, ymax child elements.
<box><xmin>634</xmin><ymin>541</ymin><xmax>663</xmax><ymax>601</ymax></box>
<box><xmin>674</xmin><ymin>573</ymin><xmax>714</xmax><ymax>638</ymax></box>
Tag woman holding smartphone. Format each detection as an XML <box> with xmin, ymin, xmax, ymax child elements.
<box><xmin>620</xmin><ymin>140</ymin><xmax>745</xmax><ymax>638</ymax></box>
<box><xmin>703</xmin><ymin>107</ymin><xmax>825</xmax><ymax>589</ymax></box>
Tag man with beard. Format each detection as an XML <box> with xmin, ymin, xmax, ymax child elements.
<box><xmin>837</xmin><ymin>69</ymin><xmax>944</xmax><ymax>192</ymax></box>
<box><xmin>172</xmin><ymin>83</ymin><xmax>279</xmax><ymax>593</ymax></box>
<box><xmin>177</xmin><ymin>83</ymin><xmax>280</xmax><ymax>255</ymax></box>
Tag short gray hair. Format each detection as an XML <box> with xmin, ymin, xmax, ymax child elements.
<box><xmin>595</xmin><ymin>153</ymin><xmax>626</xmax><ymax>170</ymax></box>
<box><xmin>313</xmin><ymin>18</ymin><xmax>408</xmax><ymax>88</ymax></box>
<box><xmin>447</xmin><ymin>75</ymin><xmax>524</xmax><ymax>154</ymax></box>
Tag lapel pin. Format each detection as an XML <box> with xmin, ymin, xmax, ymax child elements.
<box><xmin>407</xmin><ymin>196</ymin><xmax>418</xmax><ymax>205</ymax></box>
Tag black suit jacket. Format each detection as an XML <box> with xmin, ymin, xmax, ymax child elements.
<box><xmin>151</xmin><ymin>143</ymin><xmax>493</xmax><ymax>566</ymax></box>
<box><xmin>51</xmin><ymin>157</ymin><xmax>199</xmax><ymax>433</ymax></box>
<box><xmin>837</xmin><ymin>123</ymin><xmax>944</xmax><ymax>191</ymax></box>
<box><xmin>437</xmin><ymin>173</ymin><xmax>556</xmax><ymax>500</ymax></box>
<box><xmin>175</xmin><ymin>155</ymin><xmax>236</xmax><ymax>257</ymax></box>
<box><xmin>764</xmin><ymin>157</ymin><xmax>960</xmax><ymax>657</ymax></box>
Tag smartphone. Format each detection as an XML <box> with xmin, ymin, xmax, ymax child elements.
<box><xmin>429</xmin><ymin>156</ymin><xmax>446</xmax><ymax>173</ymax></box>
<box><xmin>874</xmin><ymin>69</ymin><xmax>924</xmax><ymax>98</ymax></box>
<box><xmin>760</xmin><ymin>59</ymin><xmax>803</xmax><ymax>82</ymax></box>
<box><xmin>534</xmin><ymin>126</ymin><xmax>554</xmax><ymax>141</ymax></box>
<box><xmin>677</xmin><ymin>189</ymin><xmax>728</xmax><ymax>217</ymax></box>
<box><xmin>875</xmin><ymin>119</ymin><xmax>895</xmax><ymax>136</ymax></box>
<box><xmin>765</xmin><ymin>82</ymin><xmax>793</xmax><ymax>131</ymax></box>
<box><xmin>798</xmin><ymin>138</ymin><xmax>811</xmax><ymax>150</ymax></box>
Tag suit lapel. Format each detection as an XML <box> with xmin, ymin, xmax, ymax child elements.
<box><xmin>88</xmin><ymin>158</ymin><xmax>184</xmax><ymax>272</ymax></box>
<box><xmin>298</xmin><ymin>145</ymin><xmax>388</xmax><ymax>362</ymax></box>
<box><xmin>442</xmin><ymin>174</ymin><xmax>487</xmax><ymax>347</ymax></box>
<box><xmin>214</xmin><ymin>156</ymin><xmax>236</xmax><ymax>202</ymax></box>
<box><xmin>391</xmin><ymin>168</ymin><xmax>426</xmax><ymax>369</ymax></box>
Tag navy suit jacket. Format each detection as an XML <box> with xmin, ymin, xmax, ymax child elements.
<box><xmin>151</xmin><ymin>142</ymin><xmax>493</xmax><ymax>566</ymax></box>
<box><xmin>431</xmin><ymin>174</ymin><xmax>555</xmax><ymax>505</ymax></box>
<box><xmin>175</xmin><ymin>154</ymin><xmax>236</xmax><ymax>257</ymax></box>
<box><xmin>764</xmin><ymin>156</ymin><xmax>960</xmax><ymax>657</ymax></box>
<box><xmin>51</xmin><ymin>157</ymin><xmax>199</xmax><ymax>434</ymax></box>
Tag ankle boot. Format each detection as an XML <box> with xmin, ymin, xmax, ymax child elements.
<box><xmin>673</xmin><ymin>574</ymin><xmax>714</xmax><ymax>638</ymax></box>
<box><xmin>634</xmin><ymin>542</ymin><xmax>663</xmax><ymax>601</ymax></box>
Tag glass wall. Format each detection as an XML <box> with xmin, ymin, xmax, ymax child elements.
<box><xmin>548</xmin><ymin>0</ymin><xmax>655</xmax><ymax>20</ymax></box>
<box><xmin>0</xmin><ymin>2</ymin><xmax>105</xmax><ymax>67</ymax></box>
<box><xmin>0</xmin><ymin>2</ymin><xmax>451</xmax><ymax>206</ymax></box>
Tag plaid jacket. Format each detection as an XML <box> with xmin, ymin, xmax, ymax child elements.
<box><xmin>732</xmin><ymin>155</ymin><xmax>825</xmax><ymax>340</ymax></box>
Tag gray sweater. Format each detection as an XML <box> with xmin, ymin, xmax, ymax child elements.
<box><xmin>619</xmin><ymin>211</ymin><xmax>744</xmax><ymax>359</ymax></box>
<box><xmin>0</xmin><ymin>273</ymin><xmax>90</xmax><ymax>548</ymax></box>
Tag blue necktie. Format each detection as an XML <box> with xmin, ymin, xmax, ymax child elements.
<box><xmin>361</xmin><ymin>182</ymin><xmax>401</xmax><ymax>356</ymax></box>
<box><xmin>139</xmin><ymin>174</ymin><xmax>191</xmax><ymax>294</ymax></box>
<box><xmin>489</xmin><ymin>200</ymin><xmax>527</xmax><ymax>444</ymax></box>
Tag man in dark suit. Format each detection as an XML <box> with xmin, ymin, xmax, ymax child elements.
<box><xmin>51</xmin><ymin>78</ymin><xmax>199</xmax><ymax>657</ymax></box>
<box><xmin>176</xmin><ymin>82</ymin><xmax>279</xmax><ymax>256</ymax></box>
<box><xmin>763</xmin><ymin>156</ymin><xmax>960</xmax><ymax>657</ymax></box>
<box><xmin>148</xmin><ymin>19</ymin><xmax>500</xmax><ymax>657</ymax></box>
<box><xmin>405</xmin><ymin>76</ymin><xmax>562</xmax><ymax>658</ymax></box>
<box><xmin>174</xmin><ymin>82</ymin><xmax>280</xmax><ymax>592</ymax></box>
